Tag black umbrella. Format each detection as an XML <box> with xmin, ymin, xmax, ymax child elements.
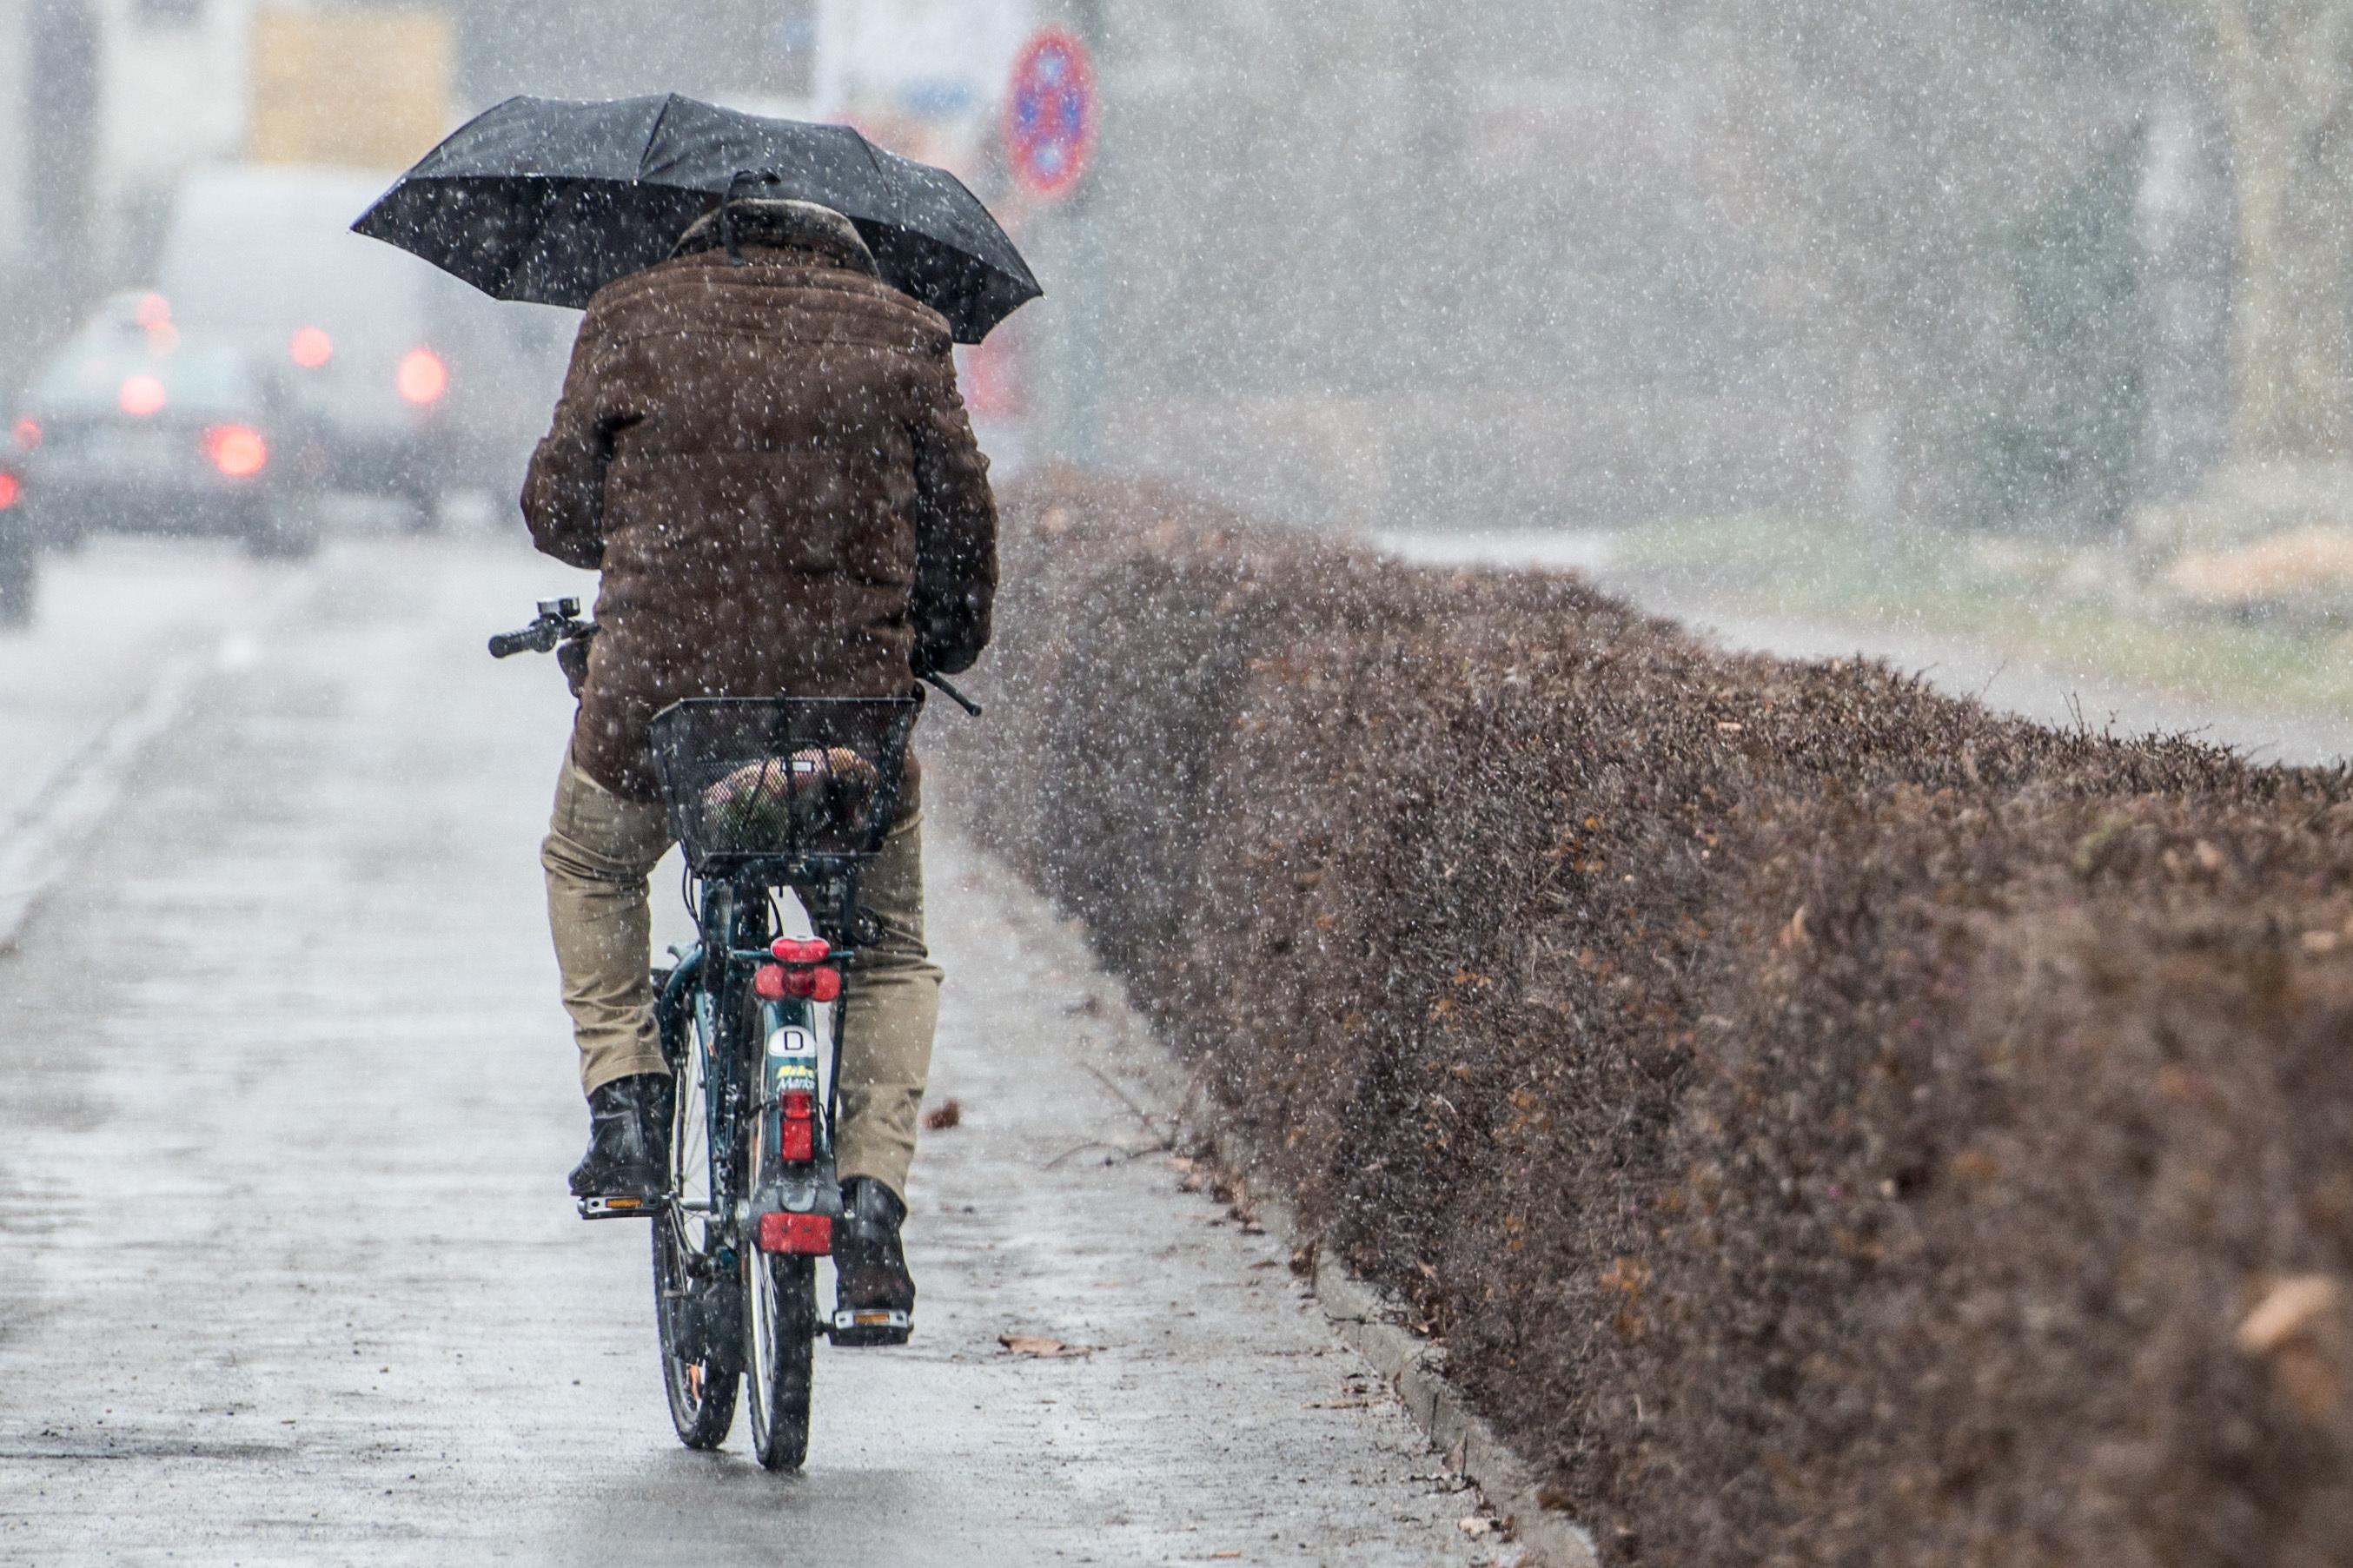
<box><xmin>351</xmin><ymin>94</ymin><xmax>1040</xmax><ymax>343</ymax></box>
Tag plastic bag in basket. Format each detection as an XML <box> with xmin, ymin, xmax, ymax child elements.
<box><xmin>698</xmin><ymin>747</ymin><xmax>882</xmax><ymax>844</ymax></box>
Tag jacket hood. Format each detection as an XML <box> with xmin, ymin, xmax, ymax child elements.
<box><xmin>671</xmin><ymin>198</ymin><xmax>878</xmax><ymax>276</ymax></box>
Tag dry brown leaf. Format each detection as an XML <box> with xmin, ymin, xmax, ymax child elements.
<box><xmin>922</xmin><ymin>1099</ymin><xmax>963</xmax><ymax>1131</ymax></box>
<box><xmin>1950</xmin><ymin>1148</ymin><xmax>2001</xmax><ymax>1183</ymax></box>
<box><xmin>998</xmin><ymin>1333</ymin><xmax>1097</xmax><ymax>1359</ymax></box>
<box><xmin>2239</xmin><ymin>1275</ymin><xmax>2340</xmax><ymax>1355</ymax></box>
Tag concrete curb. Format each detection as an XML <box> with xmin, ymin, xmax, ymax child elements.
<box><xmin>1120</xmin><ymin>1039</ymin><xmax>1602</xmax><ymax>1568</ymax></box>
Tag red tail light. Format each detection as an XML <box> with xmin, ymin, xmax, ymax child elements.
<box><xmin>290</xmin><ymin>326</ymin><xmax>333</xmax><ymax>369</ymax></box>
<box><xmin>11</xmin><ymin>419</ymin><xmax>36</xmax><ymax>451</ymax></box>
<box><xmin>0</xmin><ymin>473</ymin><xmax>19</xmax><ymax>510</ymax></box>
<box><xmin>119</xmin><ymin>375</ymin><xmax>167</xmax><ymax>418</ymax></box>
<box><xmin>134</xmin><ymin>293</ymin><xmax>171</xmax><ymax>329</ymax></box>
<box><xmin>779</xmin><ymin>1089</ymin><xmax>816</xmax><ymax>1161</ymax></box>
<box><xmin>754</xmin><ymin>963</ymin><xmax>841</xmax><ymax>1003</ymax></box>
<box><xmin>756</xmin><ymin>1213</ymin><xmax>832</xmax><ymax>1254</ymax></box>
<box><xmin>202</xmin><ymin>425</ymin><xmax>268</xmax><ymax>478</ymax></box>
<box><xmin>395</xmin><ymin>347</ymin><xmax>447</xmax><ymax>405</ymax></box>
<box><xmin>771</xmin><ymin>937</ymin><xmax>831</xmax><ymax>964</ymax></box>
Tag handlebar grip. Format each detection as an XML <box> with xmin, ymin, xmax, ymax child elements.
<box><xmin>487</xmin><ymin>630</ymin><xmax>539</xmax><ymax>658</ymax></box>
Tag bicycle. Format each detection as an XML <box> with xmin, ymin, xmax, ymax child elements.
<box><xmin>491</xmin><ymin>596</ymin><xmax>971</xmax><ymax>1470</ymax></box>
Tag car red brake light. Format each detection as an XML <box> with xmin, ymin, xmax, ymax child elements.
<box><xmin>202</xmin><ymin>425</ymin><xmax>268</xmax><ymax>478</ymax></box>
<box><xmin>290</xmin><ymin>326</ymin><xmax>333</xmax><ymax>369</ymax></box>
<box><xmin>134</xmin><ymin>293</ymin><xmax>171</xmax><ymax>330</ymax></box>
<box><xmin>396</xmin><ymin>347</ymin><xmax>447</xmax><ymax>405</ymax></box>
<box><xmin>0</xmin><ymin>473</ymin><xmax>19</xmax><ymax>510</ymax></box>
<box><xmin>119</xmin><ymin>375</ymin><xmax>167</xmax><ymax>418</ymax></box>
<box><xmin>12</xmin><ymin>419</ymin><xmax>38</xmax><ymax>451</ymax></box>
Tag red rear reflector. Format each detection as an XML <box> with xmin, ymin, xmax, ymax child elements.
<box><xmin>771</xmin><ymin>937</ymin><xmax>831</xmax><ymax>964</ymax></box>
<box><xmin>202</xmin><ymin>425</ymin><xmax>268</xmax><ymax>478</ymax></box>
<box><xmin>119</xmin><ymin>374</ymin><xmax>167</xmax><ymax>418</ymax></box>
<box><xmin>396</xmin><ymin>347</ymin><xmax>447</xmax><ymax>405</ymax></box>
<box><xmin>757</xmin><ymin>1213</ymin><xmax>832</xmax><ymax>1254</ymax></box>
<box><xmin>290</xmin><ymin>326</ymin><xmax>333</xmax><ymax>368</ymax></box>
<box><xmin>758</xmin><ymin>947</ymin><xmax>841</xmax><ymax>1003</ymax></box>
<box><xmin>779</xmin><ymin>1119</ymin><xmax>815</xmax><ymax>1162</ymax></box>
<box><xmin>0</xmin><ymin>473</ymin><xmax>19</xmax><ymax>510</ymax></box>
<box><xmin>12</xmin><ymin>419</ymin><xmax>38</xmax><ymax>451</ymax></box>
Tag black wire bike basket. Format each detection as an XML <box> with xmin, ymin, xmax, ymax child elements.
<box><xmin>646</xmin><ymin>698</ymin><xmax>919</xmax><ymax>875</ymax></box>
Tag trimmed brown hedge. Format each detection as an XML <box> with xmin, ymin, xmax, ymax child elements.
<box><xmin>933</xmin><ymin>473</ymin><xmax>2353</xmax><ymax>1565</ymax></box>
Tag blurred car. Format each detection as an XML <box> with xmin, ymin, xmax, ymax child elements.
<box><xmin>0</xmin><ymin>453</ymin><xmax>30</xmax><ymax>626</ymax></box>
<box><xmin>10</xmin><ymin>293</ymin><xmax>328</xmax><ymax>559</ymax></box>
<box><xmin>154</xmin><ymin>164</ymin><xmax>566</xmax><ymax>528</ymax></box>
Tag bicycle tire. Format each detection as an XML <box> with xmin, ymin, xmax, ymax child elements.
<box><xmin>745</xmin><ymin>1251</ymin><xmax>817</xmax><ymax>1472</ymax></box>
<box><xmin>653</xmin><ymin>964</ymin><xmax>740</xmax><ymax>1450</ymax></box>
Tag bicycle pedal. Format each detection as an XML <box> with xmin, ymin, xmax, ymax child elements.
<box><xmin>828</xmin><ymin>1308</ymin><xmax>912</xmax><ymax>1346</ymax></box>
<box><xmin>577</xmin><ymin>1194</ymin><xmax>660</xmax><ymax>1221</ymax></box>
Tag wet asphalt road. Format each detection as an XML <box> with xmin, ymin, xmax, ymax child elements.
<box><xmin>0</xmin><ymin>533</ymin><xmax>1500</xmax><ymax>1565</ymax></box>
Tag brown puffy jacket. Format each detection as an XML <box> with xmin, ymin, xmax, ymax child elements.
<box><xmin>522</xmin><ymin>202</ymin><xmax>998</xmax><ymax>803</ymax></box>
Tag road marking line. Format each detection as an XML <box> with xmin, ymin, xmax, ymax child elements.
<box><xmin>0</xmin><ymin>654</ymin><xmax>207</xmax><ymax>952</ymax></box>
<box><xmin>0</xmin><ymin>567</ymin><xmax>315</xmax><ymax>954</ymax></box>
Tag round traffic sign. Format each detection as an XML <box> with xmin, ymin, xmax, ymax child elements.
<box><xmin>1005</xmin><ymin>30</ymin><xmax>1097</xmax><ymax>201</ymax></box>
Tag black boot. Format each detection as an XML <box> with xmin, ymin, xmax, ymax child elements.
<box><xmin>568</xmin><ymin>1074</ymin><xmax>673</xmax><ymax>1212</ymax></box>
<box><xmin>832</xmin><ymin>1176</ymin><xmax>914</xmax><ymax>1345</ymax></box>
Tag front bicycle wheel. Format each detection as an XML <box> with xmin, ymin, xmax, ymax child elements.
<box><xmin>653</xmin><ymin>969</ymin><xmax>740</xmax><ymax>1449</ymax></box>
<box><xmin>745</xmin><ymin>1251</ymin><xmax>817</xmax><ymax>1471</ymax></box>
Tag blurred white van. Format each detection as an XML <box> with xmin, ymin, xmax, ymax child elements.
<box><xmin>153</xmin><ymin>163</ymin><xmax>568</xmax><ymax>525</ymax></box>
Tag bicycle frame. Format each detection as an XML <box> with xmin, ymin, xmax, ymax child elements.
<box><xmin>660</xmin><ymin>869</ymin><xmax>862</xmax><ymax>1263</ymax></box>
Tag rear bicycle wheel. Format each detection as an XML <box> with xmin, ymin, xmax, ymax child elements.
<box><xmin>653</xmin><ymin>973</ymin><xmax>739</xmax><ymax>1449</ymax></box>
<box><xmin>745</xmin><ymin>1251</ymin><xmax>817</xmax><ymax>1471</ymax></box>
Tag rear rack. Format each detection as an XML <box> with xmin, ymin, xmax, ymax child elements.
<box><xmin>646</xmin><ymin>698</ymin><xmax>918</xmax><ymax>883</ymax></box>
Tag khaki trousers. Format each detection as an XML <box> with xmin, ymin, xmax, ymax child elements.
<box><xmin>540</xmin><ymin>749</ymin><xmax>943</xmax><ymax>1199</ymax></box>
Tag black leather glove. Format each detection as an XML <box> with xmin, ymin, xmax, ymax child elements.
<box><xmin>557</xmin><ymin>632</ymin><xmax>593</xmax><ymax>698</ymax></box>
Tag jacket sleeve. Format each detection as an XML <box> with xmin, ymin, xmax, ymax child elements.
<box><xmin>520</xmin><ymin>314</ymin><xmax>619</xmax><ymax>570</ymax></box>
<box><xmin>906</xmin><ymin>349</ymin><xmax>998</xmax><ymax>677</ymax></box>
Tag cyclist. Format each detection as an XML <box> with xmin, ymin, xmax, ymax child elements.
<box><xmin>521</xmin><ymin>196</ymin><xmax>997</xmax><ymax>1339</ymax></box>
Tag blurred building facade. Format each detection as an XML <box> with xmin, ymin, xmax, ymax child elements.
<box><xmin>1014</xmin><ymin>0</ymin><xmax>2237</xmax><ymax>537</ymax></box>
<box><xmin>0</xmin><ymin>0</ymin><xmax>2244</xmax><ymax>533</ymax></box>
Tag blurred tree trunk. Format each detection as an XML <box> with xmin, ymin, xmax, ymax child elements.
<box><xmin>2202</xmin><ymin>0</ymin><xmax>2353</xmax><ymax>462</ymax></box>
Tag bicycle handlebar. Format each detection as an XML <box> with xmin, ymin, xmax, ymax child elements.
<box><xmin>918</xmin><ymin>671</ymin><xmax>984</xmax><ymax>718</ymax></box>
<box><xmin>488</xmin><ymin>597</ymin><xmax>984</xmax><ymax>718</ymax></box>
<box><xmin>488</xmin><ymin>597</ymin><xmax>591</xmax><ymax>659</ymax></box>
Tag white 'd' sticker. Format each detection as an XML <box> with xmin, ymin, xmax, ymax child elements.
<box><xmin>766</xmin><ymin>1026</ymin><xmax>818</xmax><ymax>1059</ymax></box>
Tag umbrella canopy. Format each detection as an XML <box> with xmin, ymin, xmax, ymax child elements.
<box><xmin>352</xmin><ymin>94</ymin><xmax>1040</xmax><ymax>343</ymax></box>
